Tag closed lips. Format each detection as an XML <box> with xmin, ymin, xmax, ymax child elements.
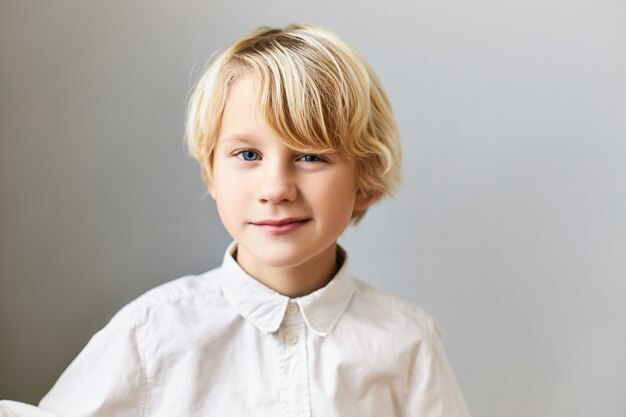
<box><xmin>252</xmin><ymin>218</ymin><xmax>310</xmax><ymax>226</ymax></box>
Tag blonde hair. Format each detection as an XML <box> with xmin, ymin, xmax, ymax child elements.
<box><xmin>185</xmin><ymin>23</ymin><xmax>401</xmax><ymax>224</ymax></box>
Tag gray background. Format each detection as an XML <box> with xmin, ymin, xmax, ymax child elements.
<box><xmin>1</xmin><ymin>0</ymin><xmax>625</xmax><ymax>416</ymax></box>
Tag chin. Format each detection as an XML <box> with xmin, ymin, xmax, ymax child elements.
<box><xmin>255</xmin><ymin>248</ymin><xmax>312</xmax><ymax>269</ymax></box>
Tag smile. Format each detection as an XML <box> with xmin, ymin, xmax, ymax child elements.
<box><xmin>250</xmin><ymin>218</ymin><xmax>311</xmax><ymax>235</ymax></box>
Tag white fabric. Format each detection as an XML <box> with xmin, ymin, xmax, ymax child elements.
<box><xmin>0</xmin><ymin>242</ymin><xmax>471</xmax><ymax>417</ymax></box>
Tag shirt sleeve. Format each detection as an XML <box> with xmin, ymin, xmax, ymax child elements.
<box><xmin>403</xmin><ymin>320</ymin><xmax>471</xmax><ymax>417</ymax></box>
<box><xmin>35</xmin><ymin>303</ymin><xmax>147</xmax><ymax>417</ymax></box>
<box><xmin>0</xmin><ymin>401</ymin><xmax>59</xmax><ymax>417</ymax></box>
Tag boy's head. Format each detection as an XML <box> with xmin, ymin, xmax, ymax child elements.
<box><xmin>185</xmin><ymin>23</ymin><xmax>401</xmax><ymax>225</ymax></box>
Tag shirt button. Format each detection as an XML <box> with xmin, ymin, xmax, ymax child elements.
<box><xmin>284</xmin><ymin>331</ymin><xmax>299</xmax><ymax>345</ymax></box>
<box><xmin>287</xmin><ymin>302</ymin><xmax>299</xmax><ymax>315</ymax></box>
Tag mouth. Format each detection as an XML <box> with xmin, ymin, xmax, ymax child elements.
<box><xmin>250</xmin><ymin>218</ymin><xmax>311</xmax><ymax>235</ymax></box>
<box><xmin>251</xmin><ymin>218</ymin><xmax>310</xmax><ymax>226</ymax></box>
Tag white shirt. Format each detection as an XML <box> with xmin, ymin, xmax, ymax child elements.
<box><xmin>0</xmin><ymin>242</ymin><xmax>470</xmax><ymax>417</ymax></box>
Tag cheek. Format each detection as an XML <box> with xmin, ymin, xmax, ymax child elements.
<box><xmin>308</xmin><ymin>174</ymin><xmax>357</xmax><ymax>219</ymax></box>
<box><xmin>212</xmin><ymin>171</ymin><xmax>247</xmax><ymax>230</ymax></box>
<box><xmin>214</xmin><ymin>193</ymin><xmax>246</xmax><ymax>240</ymax></box>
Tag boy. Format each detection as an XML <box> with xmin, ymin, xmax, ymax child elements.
<box><xmin>0</xmin><ymin>23</ymin><xmax>470</xmax><ymax>417</ymax></box>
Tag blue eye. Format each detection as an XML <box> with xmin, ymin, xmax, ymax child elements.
<box><xmin>236</xmin><ymin>150</ymin><xmax>260</xmax><ymax>161</ymax></box>
<box><xmin>299</xmin><ymin>154</ymin><xmax>323</xmax><ymax>163</ymax></box>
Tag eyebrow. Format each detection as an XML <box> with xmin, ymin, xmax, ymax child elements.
<box><xmin>218</xmin><ymin>133</ymin><xmax>338</xmax><ymax>157</ymax></box>
<box><xmin>219</xmin><ymin>134</ymin><xmax>260</xmax><ymax>145</ymax></box>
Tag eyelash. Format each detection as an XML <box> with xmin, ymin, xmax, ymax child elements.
<box><xmin>233</xmin><ymin>149</ymin><xmax>326</xmax><ymax>163</ymax></box>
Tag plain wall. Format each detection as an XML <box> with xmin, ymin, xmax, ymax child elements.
<box><xmin>1</xmin><ymin>1</ymin><xmax>625</xmax><ymax>416</ymax></box>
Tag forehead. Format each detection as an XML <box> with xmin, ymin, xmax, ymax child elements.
<box><xmin>216</xmin><ymin>75</ymin><xmax>281</xmax><ymax>152</ymax></box>
<box><xmin>219</xmin><ymin>75</ymin><xmax>265</xmax><ymax>138</ymax></box>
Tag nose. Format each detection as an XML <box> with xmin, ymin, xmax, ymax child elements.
<box><xmin>256</xmin><ymin>161</ymin><xmax>297</xmax><ymax>204</ymax></box>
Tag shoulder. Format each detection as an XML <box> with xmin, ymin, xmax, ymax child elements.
<box><xmin>110</xmin><ymin>266</ymin><xmax>226</xmax><ymax>327</ymax></box>
<box><xmin>133</xmin><ymin>266</ymin><xmax>222</xmax><ymax>308</ymax></box>
<box><xmin>349</xmin><ymin>278</ymin><xmax>443</xmax><ymax>347</ymax></box>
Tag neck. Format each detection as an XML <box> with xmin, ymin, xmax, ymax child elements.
<box><xmin>235</xmin><ymin>243</ymin><xmax>339</xmax><ymax>298</ymax></box>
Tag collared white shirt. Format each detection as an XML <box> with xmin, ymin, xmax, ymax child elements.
<box><xmin>0</xmin><ymin>242</ymin><xmax>470</xmax><ymax>417</ymax></box>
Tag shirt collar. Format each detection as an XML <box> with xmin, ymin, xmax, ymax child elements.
<box><xmin>219</xmin><ymin>241</ymin><xmax>355</xmax><ymax>337</ymax></box>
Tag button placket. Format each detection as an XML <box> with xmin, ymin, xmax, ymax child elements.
<box><xmin>284</xmin><ymin>330</ymin><xmax>299</xmax><ymax>345</ymax></box>
<box><xmin>286</xmin><ymin>301</ymin><xmax>299</xmax><ymax>316</ymax></box>
<box><xmin>276</xmin><ymin>304</ymin><xmax>311</xmax><ymax>417</ymax></box>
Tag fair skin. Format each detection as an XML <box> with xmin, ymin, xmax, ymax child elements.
<box><xmin>210</xmin><ymin>74</ymin><xmax>370</xmax><ymax>298</ymax></box>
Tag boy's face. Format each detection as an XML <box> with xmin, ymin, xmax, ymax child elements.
<box><xmin>210</xmin><ymin>75</ymin><xmax>369</xmax><ymax>272</ymax></box>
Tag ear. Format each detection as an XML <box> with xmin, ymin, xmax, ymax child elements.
<box><xmin>354</xmin><ymin>188</ymin><xmax>372</xmax><ymax>212</ymax></box>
